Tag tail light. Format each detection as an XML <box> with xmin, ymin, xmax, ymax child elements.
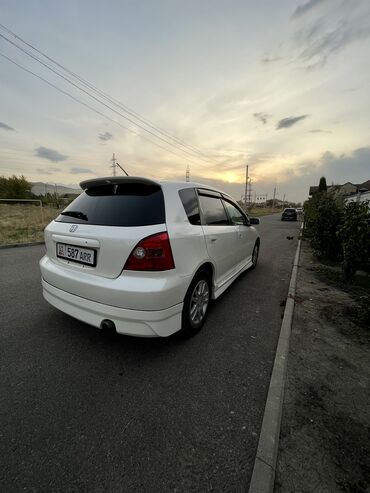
<box><xmin>124</xmin><ymin>232</ymin><xmax>175</xmax><ymax>271</ymax></box>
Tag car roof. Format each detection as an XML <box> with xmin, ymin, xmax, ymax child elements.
<box><xmin>80</xmin><ymin>176</ymin><xmax>232</xmax><ymax>199</ymax></box>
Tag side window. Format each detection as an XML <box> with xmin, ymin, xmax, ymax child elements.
<box><xmin>198</xmin><ymin>195</ymin><xmax>230</xmax><ymax>226</ymax></box>
<box><xmin>223</xmin><ymin>200</ymin><xmax>248</xmax><ymax>226</ymax></box>
<box><xmin>178</xmin><ymin>188</ymin><xmax>201</xmax><ymax>225</ymax></box>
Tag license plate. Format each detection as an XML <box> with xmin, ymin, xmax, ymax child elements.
<box><xmin>56</xmin><ymin>243</ymin><xmax>96</xmax><ymax>266</ymax></box>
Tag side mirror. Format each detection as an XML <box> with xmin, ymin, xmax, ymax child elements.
<box><xmin>250</xmin><ymin>217</ymin><xmax>260</xmax><ymax>225</ymax></box>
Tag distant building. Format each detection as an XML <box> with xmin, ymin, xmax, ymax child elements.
<box><xmin>345</xmin><ymin>190</ymin><xmax>370</xmax><ymax>209</ymax></box>
<box><xmin>309</xmin><ymin>180</ymin><xmax>370</xmax><ymax>197</ymax></box>
<box><xmin>255</xmin><ymin>194</ymin><xmax>267</xmax><ymax>206</ymax></box>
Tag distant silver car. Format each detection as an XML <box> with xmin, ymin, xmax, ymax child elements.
<box><xmin>40</xmin><ymin>177</ymin><xmax>261</xmax><ymax>338</ymax></box>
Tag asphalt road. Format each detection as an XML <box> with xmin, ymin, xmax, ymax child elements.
<box><xmin>0</xmin><ymin>214</ymin><xmax>301</xmax><ymax>492</ymax></box>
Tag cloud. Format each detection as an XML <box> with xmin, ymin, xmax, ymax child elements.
<box><xmin>70</xmin><ymin>167</ymin><xmax>94</xmax><ymax>174</ymax></box>
<box><xmin>261</xmin><ymin>57</ymin><xmax>281</xmax><ymax>63</ymax></box>
<box><xmin>35</xmin><ymin>146</ymin><xmax>68</xmax><ymax>162</ymax></box>
<box><xmin>319</xmin><ymin>147</ymin><xmax>370</xmax><ymax>180</ymax></box>
<box><xmin>297</xmin><ymin>17</ymin><xmax>370</xmax><ymax>69</ymax></box>
<box><xmin>99</xmin><ymin>131</ymin><xmax>113</xmax><ymax>141</ymax></box>
<box><xmin>308</xmin><ymin>129</ymin><xmax>332</xmax><ymax>133</ymax></box>
<box><xmin>36</xmin><ymin>167</ymin><xmax>60</xmax><ymax>175</ymax></box>
<box><xmin>0</xmin><ymin>121</ymin><xmax>15</xmax><ymax>131</ymax></box>
<box><xmin>253</xmin><ymin>112</ymin><xmax>272</xmax><ymax>125</ymax></box>
<box><xmin>291</xmin><ymin>0</ymin><xmax>327</xmax><ymax>19</ymax></box>
<box><xmin>276</xmin><ymin>115</ymin><xmax>309</xmax><ymax>129</ymax></box>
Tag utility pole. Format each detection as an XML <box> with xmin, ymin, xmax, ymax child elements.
<box><xmin>244</xmin><ymin>165</ymin><xmax>249</xmax><ymax>206</ymax></box>
<box><xmin>272</xmin><ymin>186</ymin><xmax>277</xmax><ymax>209</ymax></box>
<box><xmin>111</xmin><ymin>153</ymin><xmax>117</xmax><ymax>177</ymax></box>
<box><xmin>282</xmin><ymin>193</ymin><xmax>286</xmax><ymax>209</ymax></box>
<box><xmin>186</xmin><ymin>165</ymin><xmax>190</xmax><ymax>182</ymax></box>
<box><xmin>248</xmin><ymin>178</ymin><xmax>252</xmax><ymax>205</ymax></box>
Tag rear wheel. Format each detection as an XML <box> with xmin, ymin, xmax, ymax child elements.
<box><xmin>181</xmin><ymin>271</ymin><xmax>211</xmax><ymax>337</ymax></box>
<box><xmin>251</xmin><ymin>242</ymin><xmax>259</xmax><ymax>269</ymax></box>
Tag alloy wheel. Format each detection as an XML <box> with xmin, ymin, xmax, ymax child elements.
<box><xmin>189</xmin><ymin>280</ymin><xmax>210</xmax><ymax>325</ymax></box>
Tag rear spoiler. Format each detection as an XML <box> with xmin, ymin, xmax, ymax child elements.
<box><xmin>80</xmin><ymin>176</ymin><xmax>161</xmax><ymax>190</ymax></box>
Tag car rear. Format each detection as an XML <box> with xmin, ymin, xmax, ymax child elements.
<box><xmin>40</xmin><ymin>177</ymin><xmax>188</xmax><ymax>337</ymax></box>
<box><xmin>281</xmin><ymin>208</ymin><xmax>297</xmax><ymax>221</ymax></box>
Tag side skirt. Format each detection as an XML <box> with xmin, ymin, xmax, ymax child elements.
<box><xmin>213</xmin><ymin>258</ymin><xmax>253</xmax><ymax>299</ymax></box>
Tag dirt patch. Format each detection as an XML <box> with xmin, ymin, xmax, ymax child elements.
<box><xmin>275</xmin><ymin>241</ymin><xmax>370</xmax><ymax>493</ymax></box>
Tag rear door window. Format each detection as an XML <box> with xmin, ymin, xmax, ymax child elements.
<box><xmin>55</xmin><ymin>183</ymin><xmax>165</xmax><ymax>226</ymax></box>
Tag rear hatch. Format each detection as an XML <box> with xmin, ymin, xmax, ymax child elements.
<box><xmin>44</xmin><ymin>177</ymin><xmax>166</xmax><ymax>279</ymax></box>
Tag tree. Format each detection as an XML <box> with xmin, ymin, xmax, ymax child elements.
<box><xmin>318</xmin><ymin>176</ymin><xmax>327</xmax><ymax>192</ymax></box>
<box><xmin>0</xmin><ymin>175</ymin><xmax>33</xmax><ymax>199</ymax></box>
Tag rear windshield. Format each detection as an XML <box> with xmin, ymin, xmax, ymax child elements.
<box><xmin>55</xmin><ymin>183</ymin><xmax>165</xmax><ymax>226</ymax></box>
<box><xmin>284</xmin><ymin>208</ymin><xmax>296</xmax><ymax>212</ymax></box>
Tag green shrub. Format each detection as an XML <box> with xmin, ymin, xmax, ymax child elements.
<box><xmin>304</xmin><ymin>192</ymin><xmax>343</xmax><ymax>260</ymax></box>
<box><xmin>339</xmin><ymin>201</ymin><xmax>370</xmax><ymax>280</ymax></box>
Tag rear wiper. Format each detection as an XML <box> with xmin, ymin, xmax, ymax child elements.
<box><xmin>60</xmin><ymin>210</ymin><xmax>88</xmax><ymax>221</ymax></box>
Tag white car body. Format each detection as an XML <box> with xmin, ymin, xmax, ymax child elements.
<box><xmin>40</xmin><ymin>177</ymin><xmax>260</xmax><ymax>337</ymax></box>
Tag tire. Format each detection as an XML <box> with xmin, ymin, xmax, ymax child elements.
<box><xmin>180</xmin><ymin>270</ymin><xmax>211</xmax><ymax>337</ymax></box>
<box><xmin>251</xmin><ymin>241</ymin><xmax>259</xmax><ymax>269</ymax></box>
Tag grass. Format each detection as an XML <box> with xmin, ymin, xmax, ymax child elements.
<box><xmin>0</xmin><ymin>204</ymin><xmax>284</xmax><ymax>245</ymax></box>
<box><xmin>0</xmin><ymin>203</ymin><xmax>63</xmax><ymax>245</ymax></box>
<box><xmin>247</xmin><ymin>207</ymin><xmax>282</xmax><ymax>217</ymax></box>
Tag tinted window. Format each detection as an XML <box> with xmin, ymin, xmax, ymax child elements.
<box><xmin>223</xmin><ymin>201</ymin><xmax>247</xmax><ymax>225</ymax></box>
<box><xmin>178</xmin><ymin>188</ymin><xmax>201</xmax><ymax>225</ymax></box>
<box><xmin>55</xmin><ymin>184</ymin><xmax>165</xmax><ymax>226</ymax></box>
<box><xmin>198</xmin><ymin>195</ymin><xmax>229</xmax><ymax>226</ymax></box>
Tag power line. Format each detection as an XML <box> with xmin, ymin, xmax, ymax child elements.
<box><xmin>0</xmin><ymin>25</ymin><xmax>216</xmax><ymax>165</ymax></box>
<box><xmin>0</xmin><ymin>51</ymin><xmax>209</xmax><ymax>168</ymax></box>
<box><xmin>0</xmin><ymin>32</ymin><xmax>213</xmax><ymax>166</ymax></box>
<box><xmin>0</xmin><ymin>22</ymin><xmax>212</xmax><ymax>161</ymax></box>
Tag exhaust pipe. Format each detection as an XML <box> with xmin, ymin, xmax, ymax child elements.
<box><xmin>100</xmin><ymin>319</ymin><xmax>116</xmax><ymax>333</ymax></box>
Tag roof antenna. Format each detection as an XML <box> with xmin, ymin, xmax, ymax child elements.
<box><xmin>116</xmin><ymin>161</ymin><xmax>129</xmax><ymax>176</ymax></box>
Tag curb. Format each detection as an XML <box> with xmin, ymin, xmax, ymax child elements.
<box><xmin>0</xmin><ymin>241</ymin><xmax>45</xmax><ymax>250</ymax></box>
<box><xmin>248</xmin><ymin>224</ymin><xmax>303</xmax><ymax>493</ymax></box>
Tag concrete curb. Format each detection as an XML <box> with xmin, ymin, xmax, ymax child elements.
<box><xmin>248</xmin><ymin>224</ymin><xmax>303</xmax><ymax>493</ymax></box>
<box><xmin>0</xmin><ymin>241</ymin><xmax>45</xmax><ymax>250</ymax></box>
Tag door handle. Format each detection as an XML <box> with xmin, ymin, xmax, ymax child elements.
<box><xmin>210</xmin><ymin>237</ymin><xmax>217</xmax><ymax>242</ymax></box>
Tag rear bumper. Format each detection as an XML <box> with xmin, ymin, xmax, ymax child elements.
<box><xmin>39</xmin><ymin>255</ymin><xmax>190</xmax><ymax>311</ymax></box>
<box><xmin>42</xmin><ymin>279</ymin><xmax>183</xmax><ymax>337</ymax></box>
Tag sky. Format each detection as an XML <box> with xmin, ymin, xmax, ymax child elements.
<box><xmin>0</xmin><ymin>0</ymin><xmax>369</xmax><ymax>203</ymax></box>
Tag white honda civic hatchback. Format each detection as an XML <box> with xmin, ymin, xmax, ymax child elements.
<box><xmin>40</xmin><ymin>177</ymin><xmax>260</xmax><ymax>337</ymax></box>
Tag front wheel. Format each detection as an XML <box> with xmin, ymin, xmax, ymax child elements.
<box><xmin>180</xmin><ymin>271</ymin><xmax>211</xmax><ymax>337</ymax></box>
<box><xmin>251</xmin><ymin>242</ymin><xmax>259</xmax><ymax>269</ymax></box>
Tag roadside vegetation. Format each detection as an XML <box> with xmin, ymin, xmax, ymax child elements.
<box><xmin>0</xmin><ymin>174</ymin><xmax>73</xmax><ymax>245</ymax></box>
<box><xmin>304</xmin><ymin>176</ymin><xmax>370</xmax><ymax>281</ymax></box>
<box><xmin>304</xmin><ymin>176</ymin><xmax>370</xmax><ymax>328</ymax></box>
<box><xmin>0</xmin><ymin>203</ymin><xmax>63</xmax><ymax>245</ymax></box>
